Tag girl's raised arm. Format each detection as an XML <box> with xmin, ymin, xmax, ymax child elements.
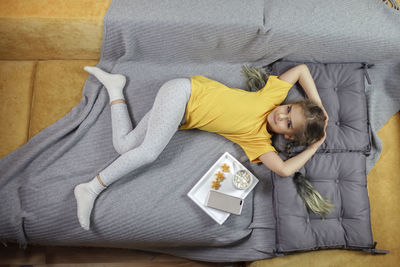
<box><xmin>278</xmin><ymin>64</ymin><xmax>320</xmax><ymax>105</ymax></box>
<box><xmin>279</xmin><ymin>64</ymin><xmax>329</xmax><ymax>121</ymax></box>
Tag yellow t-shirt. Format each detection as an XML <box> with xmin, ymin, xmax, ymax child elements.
<box><xmin>178</xmin><ymin>75</ymin><xmax>293</xmax><ymax>163</ymax></box>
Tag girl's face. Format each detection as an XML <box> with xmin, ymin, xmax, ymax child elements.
<box><xmin>266</xmin><ymin>104</ymin><xmax>306</xmax><ymax>140</ymax></box>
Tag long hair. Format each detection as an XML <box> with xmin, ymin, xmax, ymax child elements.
<box><xmin>293</xmin><ymin>172</ymin><xmax>334</xmax><ymax>218</ymax></box>
<box><xmin>241</xmin><ymin>65</ymin><xmax>271</xmax><ymax>92</ymax></box>
<box><xmin>285</xmin><ymin>102</ymin><xmax>333</xmax><ymax>218</ymax></box>
<box><xmin>292</xmin><ymin>99</ymin><xmax>325</xmax><ymax>146</ymax></box>
<box><xmin>241</xmin><ymin>65</ymin><xmax>334</xmax><ymax>218</ymax></box>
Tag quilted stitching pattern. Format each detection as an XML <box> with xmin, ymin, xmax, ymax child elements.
<box><xmin>271</xmin><ymin>62</ymin><xmax>370</xmax><ymax>154</ymax></box>
<box><xmin>270</xmin><ymin>62</ymin><xmax>374</xmax><ymax>253</ymax></box>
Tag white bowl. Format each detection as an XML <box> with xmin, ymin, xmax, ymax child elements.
<box><xmin>232</xmin><ymin>170</ymin><xmax>252</xmax><ymax>190</ymax></box>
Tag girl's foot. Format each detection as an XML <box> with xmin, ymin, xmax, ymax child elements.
<box><xmin>84</xmin><ymin>66</ymin><xmax>126</xmax><ymax>102</ymax></box>
<box><xmin>74</xmin><ymin>176</ymin><xmax>106</xmax><ymax>230</ymax></box>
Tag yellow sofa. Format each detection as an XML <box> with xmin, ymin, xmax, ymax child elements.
<box><xmin>0</xmin><ymin>1</ymin><xmax>399</xmax><ymax>266</ymax></box>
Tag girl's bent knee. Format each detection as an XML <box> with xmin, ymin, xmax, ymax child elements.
<box><xmin>113</xmin><ymin>139</ymin><xmax>131</xmax><ymax>155</ymax></box>
<box><xmin>114</xmin><ymin>144</ymin><xmax>129</xmax><ymax>155</ymax></box>
<box><xmin>142</xmin><ymin>151</ymin><xmax>158</xmax><ymax>164</ymax></box>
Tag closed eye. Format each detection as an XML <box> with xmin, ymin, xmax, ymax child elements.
<box><xmin>287</xmin><ymin>105</ymin><xmax>292</xmax><ymax>128</ymax></box>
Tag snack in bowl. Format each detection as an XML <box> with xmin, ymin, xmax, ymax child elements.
<box><xmin>232</xmin><ymin>170</ymin><xmax>252</xmax><ymax>190</ymax></box>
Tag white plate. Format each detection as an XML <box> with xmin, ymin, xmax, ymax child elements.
<box><xmin>187</xmin><ymin>151</ymin><xmax>259</xmax><ymax>225</ymax></box>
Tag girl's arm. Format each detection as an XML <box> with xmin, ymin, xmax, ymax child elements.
<box><xmin>259</xmin><ymin>133</ymin><xmax>325</xmax><ymax>177</ymax></box>
<box><xmin>278</xmin><ymin>64</ymin><xmax>320</xmax><ymax>105</ymax></box>
<box><xmin>279</xmin><ymin>64</ymin><xmax>329</xmax><ymax>119</ymax></box>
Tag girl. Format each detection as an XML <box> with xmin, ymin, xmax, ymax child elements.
<box><xmin>74</xmin><ymin>64</ymin><xmax>329</xmax><ymax>230</ymax></box>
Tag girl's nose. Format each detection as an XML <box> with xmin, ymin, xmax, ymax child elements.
<box><xmin>277</xmin><ymin>113</ymin><xmax>288</xmax><ymax>121</ymax></box>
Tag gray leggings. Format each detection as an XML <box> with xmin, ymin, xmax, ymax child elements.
<box><xmin>99</xmin><ymin>78</ymin><xmax>191</xmax><ymax>186</ymax></box>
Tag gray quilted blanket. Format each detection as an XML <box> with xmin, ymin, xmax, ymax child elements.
<box><xmin>0</xmin><ymin>0</ymin><xmax>398</xmax><ymax>262</ymax></box>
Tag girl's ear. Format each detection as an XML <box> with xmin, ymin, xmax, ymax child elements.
<box><xmin>284</xmin><ymin>134</ymin><xmax>295</xmax><ymax>140</ymax></box>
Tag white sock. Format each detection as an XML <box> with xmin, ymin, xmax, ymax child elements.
<box><xmin>74</xmin><ymin>175</ymin><xmax>107</xmax><ymax>230</ymax></box>
<box><xmin>84</xmin><ymin>66</ymin><xmax>126</xmax><ymax>103</ymax></box>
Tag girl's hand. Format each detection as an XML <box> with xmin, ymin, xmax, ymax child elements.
<box><xmin>321</xmin><ymin>105</ymin><xmax>329</xmax><ymax>124</ymax></box>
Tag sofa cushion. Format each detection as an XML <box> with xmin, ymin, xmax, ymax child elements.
<box><xmin>273</xmin><ymin>152</ymin><xmax>374</xmax><ymax>252</ymax></box>
<box><xmin>269</xmin><ymin>61</ymin><xmax>374</xmax><ymax>253</ymax></box>
<box><xmin>269</xmin><ymin>62</ymin><xmax>370</xmax><ymax>155</ymax></box>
